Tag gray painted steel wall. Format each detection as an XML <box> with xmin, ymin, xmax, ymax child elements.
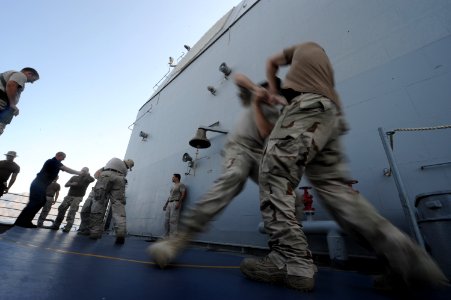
<box><xmin>124</xmin><ymin>0</ymin><xmax>451</xmax><ymax>250</ymax></box>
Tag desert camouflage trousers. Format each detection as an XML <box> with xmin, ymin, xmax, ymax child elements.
<box><xmin>89</xmin><ymin>171</ymin><xmax>126</xmax><ymax>238</ymax></box>
<box><xmin>260</xmin><ymin>93</ymin><xmax>426</xmax><ymax>279</ymax></box>
<box><xmin>179</xmin><ymin>140</ymin><xmax>261</xmax><ymax>234</ymax></box>
<box><xmin>79</xmin><ymin>191</ymin><xmax>94</xmax><ymax>233</ymax></box>
<box><xmin>54</xmin><ymin>195</ymin><xmax>83</xmax><ymax>230</ymax></box>
<box><xmin>37</xmin><ymin>196</ymin><xmax>55</xmax><ymax>226</ymax></box>
<box><xmin>164</xmin><ymin>201</ymin><xmax>181</xmax><ymax>236</ymax></box>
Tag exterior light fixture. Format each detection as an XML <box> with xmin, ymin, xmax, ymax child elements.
<box><xmin>139</xmin><ymin>131</ymin><xmax>149</xmax><ymax>141</ymax></box>
<box><xmin>168</xmin><ymin>57</ymin><xmax>177</xmax><ymax>67</ymax></box>
<box><xmin>219</xmin><ymin>62</ymin><xmax>232</xmax><ymax>78</ymax></box>
<box><xmin>207</xmin><ymin>86</ymin><xmax>216</xmax><ymax>95</ymax></box>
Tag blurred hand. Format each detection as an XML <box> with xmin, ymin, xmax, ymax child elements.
<box><xmin>268</xmin><ymin>94</ymin><xmax>288</xmax><ymax>106</ymax></box>
<box><xmin>253</xmin><ymin>86</ymin><xmax>269</xmax><ymax>103</ymax></box>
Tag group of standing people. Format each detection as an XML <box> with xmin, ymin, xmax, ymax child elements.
<box><xmin>13</xmin><ymin>152</ymin><xmax>82</xmax><ymax>228</ymax></box>
<box><xmin>14</xmin><ymin>154</ymin><xmax>133</xmax><ymax>244</ymax></box>
<box><xmin>149</xmin><ymin>41</ymin><xmax>448</xmax><ymax>292</ymax></box>
<box><xmin>1</xmin><ymin>67</ymin><xmax>136</xmax><ymax>245</ymax></box>
<box><xmin>38</xmin><ymin>167</ymin><xmax>95</xmax><ymax>233</ymax></box>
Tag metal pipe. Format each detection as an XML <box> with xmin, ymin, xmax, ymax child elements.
<box><xmin>420</xmin><ymin>161</ymin><xmax>451</xmax><ymax>170</ymax></box>
<box><xmin>302</xmin><ymin>220</ymin><xmax>342</xmax><ymax>234</ymax></box>
<box><xmin>198</xmin><ymin>126</ymin><xmax>228</xmax><ymax>134</ymax></box>
<box><xmin>378</xmin><ymin>127</ymin><xmax>425</xmax><ymax>248</ymax></box>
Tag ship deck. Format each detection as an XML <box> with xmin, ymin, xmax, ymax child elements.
<box><xmin>0</xmin><ymin>226</ymin><xmax>449</xmax><ymax>300</ymax></box>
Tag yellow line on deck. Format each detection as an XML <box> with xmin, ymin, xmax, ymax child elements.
<box><xmin>0</xmin><ymin>236</ymin><xmax>240</xmax><ymax>269</ymax></box>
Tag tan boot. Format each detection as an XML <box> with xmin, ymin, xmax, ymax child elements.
<box><xmin>147</xmin><ymin>232</ymin><xmax>192</xmax><ymax>268</ymax></box>
<box><xmin>240</xmin><ymin>256</ymin><xmax>315</xmax><ymax>292</ymax></box>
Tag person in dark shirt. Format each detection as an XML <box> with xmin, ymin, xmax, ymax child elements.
<box><xmin>14</xmin><ymin>152</ymin><xmax>81</xmax><ymax>228</ymax></box>
<box><xmin>0</xmin><ymin>151</ymin><xmax>20</xmax><ymax>197</ymax></box>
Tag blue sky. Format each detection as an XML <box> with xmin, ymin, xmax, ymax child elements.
<box><xmin>1</xmin><ymin>0</ymin><xmax>240</xmax><ymax>193</ymax></box>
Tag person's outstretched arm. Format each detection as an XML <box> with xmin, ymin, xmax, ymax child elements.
<box><xmin>61</xmin><ymin>165</ymin><xmax>82</xmax><ymax>175</ymax></box>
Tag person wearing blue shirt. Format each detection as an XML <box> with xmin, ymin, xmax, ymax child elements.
<box><xmin>14</xmin><ymin>152</ymin><xmax>81</xmax><ymax>228</ymax></box>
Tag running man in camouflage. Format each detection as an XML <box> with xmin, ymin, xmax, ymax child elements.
<box><xmin>239</xmin><ymin>42</ymin><xmax>448</xmax><ymax>292</ymax></box>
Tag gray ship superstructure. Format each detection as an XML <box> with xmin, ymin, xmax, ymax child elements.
<box><xmin>124</xmin><ymin>0</ymin><xmax>451</xmax><ymax>266</ymax></box>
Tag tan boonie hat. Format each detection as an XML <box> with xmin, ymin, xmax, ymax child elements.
<box><xmin>5</xmin><ymin>151</ymin><xmax>17</xmax><ymax>157</ymax></box>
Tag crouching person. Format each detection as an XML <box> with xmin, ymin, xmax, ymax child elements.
<box><xmin>88</xmin><ymin>158</ymin><xmax>134</xmax><ymax>245</ymax></box>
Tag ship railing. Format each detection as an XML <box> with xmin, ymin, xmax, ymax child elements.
<box><xmin>0</xmin><ymin>193</ymin><xmax>82</xmax><ymax>231</ymax></box>
<box><xmin>378</xmin><ymin>124</ymin><xmax>451</xmax><ymax>249</ymax></box>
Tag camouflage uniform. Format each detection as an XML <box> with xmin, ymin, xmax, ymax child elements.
<box><xmin>242</xmin><ymin>42</ymin><xmax>448</xmax><ymax>290</ymax></box>
<box><xmin>149</xmin><ymin>95</ymin><xmax>280</xmax><ymax>269</ymax></box>
<box><xmin>78</xmin><ymin>190</ymin><xmax>94</xmax><ymax>233</ymax></box>
<box><xmin>89</xmin><ymin>158</ymin><xmax>128</xmax><ymax>239</ymax></box>
<box><xmin>180</xmin><ymin>140</ymin><xmax>260</xmax><ymax>234</ymax></box>
<box><xmin>179</xmin><ymin>103</ymin><xmax>279</xmax><ymax>236</ymax></box>
<box><xmin>259</xmin><ymin>93</ymin><xmax>348</xmax><ymax>277</ymax></box>
<box><xmin>53</xmin><ymin>173</ymin><xmax>94</xmax><ymax>231</ymax></box>
<box><xmin>37</xmin><ymin>180</ymin><xmax>60</xmax><ymax>227</ymax></box>
<box><xmin>164</xmin><ymin>182</ymin><xmax>186</xmax><ymax>236</ymax></box>
<box><xmin>54</xmin><ymin>196</ymin><xmax>84</xmax><ymax>231</ymax></box>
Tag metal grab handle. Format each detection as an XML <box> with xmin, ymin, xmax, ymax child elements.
<box><xmin>378</xmin><ymin>127</ymin><xmax>425</xmax><ymax>249</ymax></box>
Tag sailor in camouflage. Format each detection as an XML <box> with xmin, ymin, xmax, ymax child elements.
<box><xmin>52</xmin><ymin>167</ymin><xmax>94</xmax><ymax>232</ymax></box>
<box><xmin>88</xmin><ymin>158</ymin><xmax>134</xmax><ymax>244</ymax></box>
<box><xmin>37</xmin><ymin>177</ymin><xmax>60</xmax><ymax>227</ymax></box>
<box><xmin>240</xmin><ymin>42</ymin><xmax>448</xmax><ymax>292</ymax></box>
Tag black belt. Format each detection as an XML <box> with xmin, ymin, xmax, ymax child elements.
<box><xmin>168</xmin><ymin>200</ymin><xmax>179</xmax><ymax>202</ymax></box>
<box><xmin>103</xmin><ymin>168</ymin><xmax>123</xmax><ymax>175</ymax></box>
<box><xmin>281</xmin><ymin>88</ymin><xmax>304</xmax><ymax>104</ymax></box>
